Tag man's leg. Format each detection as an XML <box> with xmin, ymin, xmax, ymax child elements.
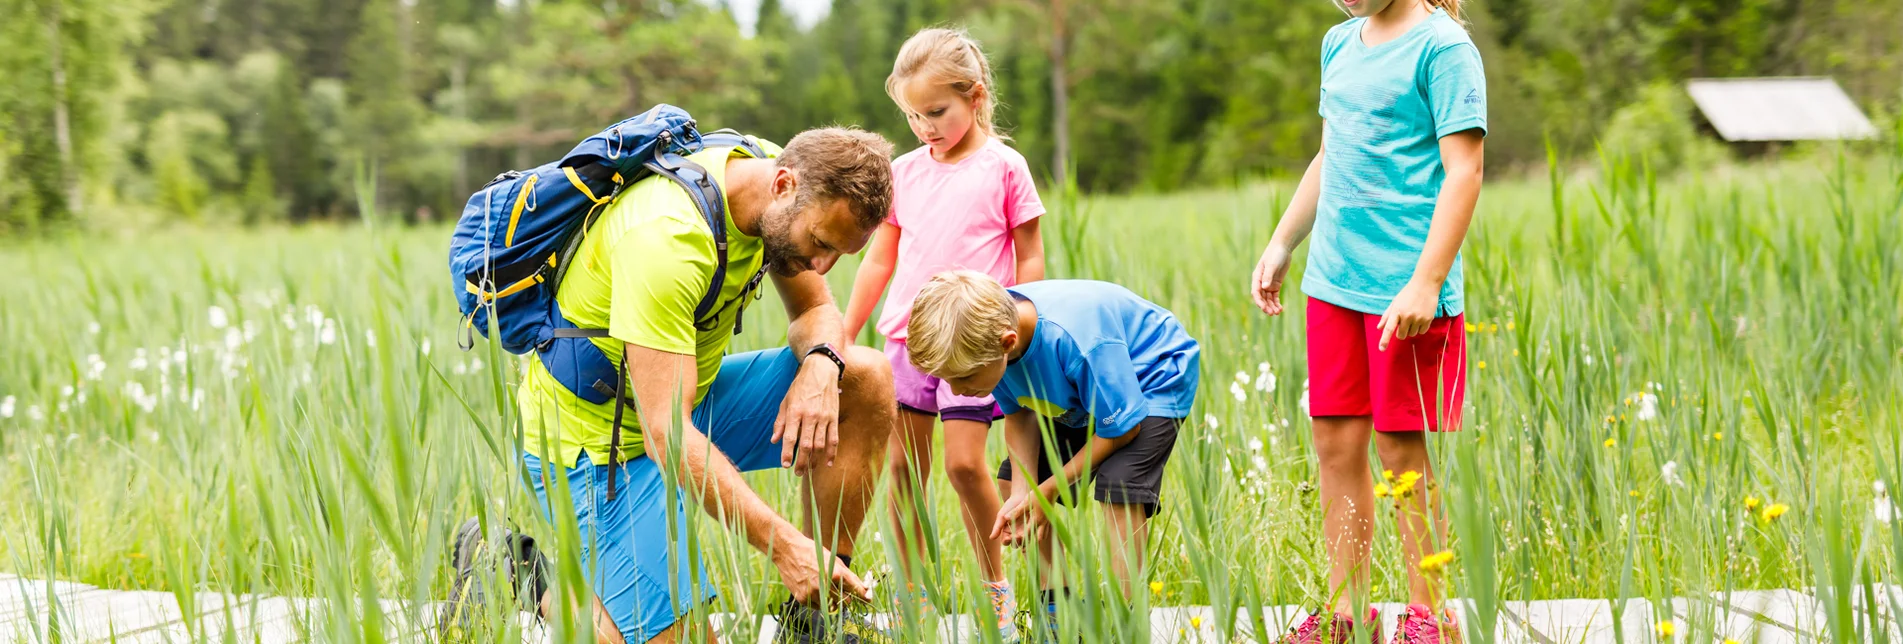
<box><xmin>800</xmin><ymin>345</ymin><xmax>896</xmax><ymax>563</ymax></box>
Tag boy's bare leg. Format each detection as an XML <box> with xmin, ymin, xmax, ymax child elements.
<box><xmin>1102</xmin><ymin>502</ymin><xmax>1148</xmax><ymax>601</ymax></box>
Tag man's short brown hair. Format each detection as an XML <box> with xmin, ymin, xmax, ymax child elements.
<box><xmin>776</xmin><ymin>127</ymin><xmax>895</xmax><ymax>229</ymax></box>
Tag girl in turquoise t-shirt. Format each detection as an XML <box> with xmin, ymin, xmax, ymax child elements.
<box><xmin>1250</xmin><ymin>0</ymin><xmax>1485</xmax><ymax>642</ymax></box>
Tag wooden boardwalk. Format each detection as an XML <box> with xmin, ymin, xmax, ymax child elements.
<box><xmin>1</xmin><ymin>573</ymin><xmax>1890</xmax><ymax>642</ymax></box>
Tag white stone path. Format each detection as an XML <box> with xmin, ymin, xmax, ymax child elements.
<box><xmin>2</xmin><ymin>573</ymin><xmax>1895</xmax><ymax>642</ymax></box>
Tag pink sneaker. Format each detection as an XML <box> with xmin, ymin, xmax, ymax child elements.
<box><xmin>1280</xmin><ymin>607</ymin><xmax>1381</xmax><ymax>644</ymax></box>
<box><xmin>1389</xmin><ymin>604</ymin><xmax>1460</xmax><ymax>644</ymax></box>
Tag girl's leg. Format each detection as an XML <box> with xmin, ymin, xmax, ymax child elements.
<box><xmin>1101</xmin><ymin>502</ymin><xmax>1148</xmax><ymax>601</ymax></box>
<box><xmin>1312</xmin><ymin>415</ymin><xmax>1376</xmax><ymax>617</ymax></box>
<box><xmin>1374</xmin><ymin>430</ymin><xmax>1445</xmax><ymax>608</ymax></box>
<box><xmin>941</xmin><ymin>418</ymin><xmax>1007</xmax><ymax>582</ymax></box>
<box><xmin>886</xmin><ymin>407</ymin><xmax>941</xmax><ymax>583</ymax></box>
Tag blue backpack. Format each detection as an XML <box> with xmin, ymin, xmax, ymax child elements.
<box><xmin>449</xmin><ymin>105</ymin><xmax>767</xmax><ymax>489</ymax></box>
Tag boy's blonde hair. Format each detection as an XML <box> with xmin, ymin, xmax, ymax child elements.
<box><xmin>907</xmin><ymin>270</ymin><xmax>1018</xmax><ymax>377</ymax></box>
<box><xmin>886</xmin><ymin>27</ymin><xmax>1009</xmax><ymax>140</ymax></box>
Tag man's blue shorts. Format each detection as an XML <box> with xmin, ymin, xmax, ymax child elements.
<box><xmin>523</xmin><ymin>347</ymin><xmax>800</xmax><ymax>642</ymax></box>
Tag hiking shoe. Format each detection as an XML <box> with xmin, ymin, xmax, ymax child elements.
<box><xmin>1389</xmin><ymin>604</ymin><xmax>1459</xmax><ymax>644</ymax></box>
<box><xmin>1280</xmin><ymin>607</ymin><xmax>1380</xmax><ymax>644</ymax></box>
<box><xmin>439</xmin><ymin>518</ymin><xmax>549</xmax><ymax>635</ymax></box>
<box><xmin>773</xmin><ymin>596</ymin><xmax>896</xmax><ymax>644</ymax></box>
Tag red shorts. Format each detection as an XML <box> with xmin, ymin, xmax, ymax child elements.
<box><xmin>1305</xmin><ymin>297</ymin><xmax>1467</xmax><ymax>432</ymax></box>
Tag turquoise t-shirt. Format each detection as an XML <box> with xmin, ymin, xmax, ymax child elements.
<box><xmin>1307</xmin><ymin>9</ymin><xmax>1487</xmax><ymax>316</ymax></box>
<box><xmin>993</xmin><ymin>280</ymin><xmax>1201</xmax><ymax>438</ymax></box>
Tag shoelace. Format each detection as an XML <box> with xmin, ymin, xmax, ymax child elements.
<box><xmin>1398</xmin><ymin>613</ymin><xmax>1439</xmax><ymax>643</ymax></box>
<box><xmin>985</xmin><ymin>585</ymin><xmax>1016</xmax><ymax>626</ymax></box>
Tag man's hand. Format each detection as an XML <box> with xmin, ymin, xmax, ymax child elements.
<box><xmin>773</xmin><ymin>529</ymin><xmax>872</xmax><ymax>606</ymax></box>
<box><xmin>774</xmin><ymin>354</ymin><xmax>842</xmax><ymax>473</ymax></box>
<box><xmin>1378</xmin><ymin>278</ymin><xmax>1441</xmax><ymax>351</ymax></box>
<box><xmin>990</xmin><ymin>490</ymin><xmax>1048</xmax><ymax>547</ymax></box>
<box><xmin>1252</xmin><ymin>242</ymin><xmax>1294</xmax><ymax>316</ymax></box>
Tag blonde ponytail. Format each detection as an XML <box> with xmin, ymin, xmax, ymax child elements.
<box><xmin>1428</xmin><ymin>0</ymin><xmax>1463</xmax><ymax>22</ymax></box>
<box><xmin>886</xmin><ymin>27</ymin><xmax>1009</xmax><ymax>140</ymax></box>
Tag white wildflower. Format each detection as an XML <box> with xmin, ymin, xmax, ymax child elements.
<box><xmin>27</xmin><ymin>405</ymin><xmax>44</xmax><ymax>421</ymax></box>
<box><xmin>145</xmin><ymin>431</ymin><xmax>160</xmax><ymax>443</ymax></box>
<box><xmin>75</xmin><ymin>390</ymin><xmax>86</xmax><ymax>404</ymax></box>
<box><xmin>87</xmin><ymin>321</ymin><xmax>101</xmax><ymax>335</ymax></box>
<box><xmin>1877</xmin><ymin>480</ymin><xmax>1889</xmax><ymax>496</ymax></box>
<box><xmin>365</xmin><ymin>330</ymin><xmax>378</xmax><ymax>348</ymax></box>
<box><xmin>319</xmin><ymin>319</ymin><xmax>338</xmax><ymax>346</ymax></box>
<box><xmin>1248</xmin><ymin>437</ymin><xmax>1264</xmax><ymax>452</ymax></box>
<box><xmin>421</xmin><ymin>338</ymin><xmax>432</xmax><ymax>356</ymax></box>
<box><xmin>61</xmin><ymin>385</ymin><xmax>75</xmax><ymax>399</ymax></box>
<box><xmin>470</xmin><ymin>358</ymin><xmax>484</xmax><ymax>371</ymax></box>
<box><xmin>130</xmin><ymin>349</ymin><xmax>149</xmax><ymax>372</ymax></box>
<box><xmin>0</xmin><ymin>396</ymin><xmax>13</xmax><ymax>419</ymax></box>
<box><xmin>1203</xmin><ymin>414</ymin><xmax>1220</xmax><ymax>429</ymax></box>
<box><xmin>1298</xmin><ymin>379</ymin><xmax>1311</xmax><ymax>415</ymax></box>
<box><xmin>1879</xmin><ymin>498</ymin><xmax>1897</xmax><ymax>523</ymax></box>
<box><xmin>1635</xmin><ymin>392</ymin><xmax>1659</xmax><ymax>421</ymax></box>
<box><xmin>1583</xmin><ymin>354</ymin><xmax>1594</xmax><ymax>366</ymax></box>
<box><xmin>1250</xmin><ymin>454</ymin><xmax>1268</xmax><ymax>472</ymax></box>
<box><xmin>1660</xmin><ymin>460</ymin><xmax>1683</xmax><ymax>487</ymax></box>
<box><xmin>190</xmin><ymin>388</ymin><xmax>205</xmax><ymax>412</ymax></box>
<box><xmin>87</xmin><ymin>355</ymin><xmax>106</xmax><ymax>380</ymax></box>
<box><xmin>1280</xmin><ymin>417</ymin><xmax>1291</xmax><ymax>428</ymax></box>
<box><xmin>1256</xmin><ymin>370</ymin><xmax>1277</xmax><ymax>394</ymax></box>
<box><xmin>224</xmin><ymin>327</ymin><xmax>245</xmax><ymax>351</ymax></box>
<box><xmin>173</xmin><ymin>348</ymin><xmax>188</xmax><ymax>366</ymax></box>
<box><xmin>1230</xmin><ymin>381</ymin><xmax>1247</xmax><ymax>403</ymax></box>
<box><xmin>453</xmin><ymin>361</ymin><xmax>469</xmax><ymax>376</ymax></box>
<box><xmin>1235</xmin><ymin>370</ymin><xmax>1251</xmax><ymax>385</ymax></box>
<box><xmin>306</xmin><ymin>306</ymin><xmax>326</xmax><ymax>329</ymax></box>
<box><xmin>208</xmin><ymin>306</ymin><xmax>230</xmax><ymax>329</ymax></box>
<box><xmin>65</xmin><ymin>433</ymin><xmax>79</xmax><ymax>444</ymax></box>
<box><xmin>243</xmin><ymin>320</ymin><xmax>259</xmax><ymax>343</ymax></box>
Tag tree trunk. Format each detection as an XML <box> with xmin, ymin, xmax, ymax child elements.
<box><xmin>46</xmin><ymin>0</ymin><xmax>80</xmax><ymax>216</ymax></box>
<box><xmin>1049</xmin><ymin>0</ymin><xmax>1070</xmax><ymax>186</ymax></box>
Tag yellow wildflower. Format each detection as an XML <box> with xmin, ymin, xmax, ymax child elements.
<box><xmin>1191</xmin><ymin>616</ymin><xmax>1203</xmax><ymax>629</ymax></box>
<box><xmin>1488</xmin><ymin>322</ymin><xmax>1499</xmax><ymax>333</ymax></box>
<box><xmin>1506</xmin><ymin>321</ymin><xmax>1516</xmax><ymax>331</ymax></box>
<box><xmin>1724</xmin><ymin>639</ymin><xmax>1740</xmax><ymax>644</ymax></box>
<box><xmin>1149</xmin><ymin>581</ymin><xmax>1163</xmax><ymax>595</ymax></box>
<box><xmin>1383</xmin><ymin>469</ymin><xmax>1396</xmax><ymax>482</ymax></box>
<box><xmin>1711</xmin><ymin>432</ymin><xmax>1723</xmax><ymax>441</ymax></box>
<box><xmin>1655</xmin><ymin>620</ymin><xmax>1675</xmax><ymax>638</ymax></box>
<box><xmin>1464</xmin><ymin>322</ymin><xmax>1477</xmax><ymax>333</ymax></box>
<box><xmin>1513</xmin><ymin>349</ymin><xmax>1521</xmax><ymax>356</ymax></box>
<box><xmin>1392</xmin><ymin>470</ymin><xmax>1423</xmax><ymax>497</ymax></box>
<box><xmin>1477</xmin><ymin>360</ymin><xmax>1487</xmax><ymax>370</ymax></box>
<box><xmin>1762</xmin><ymin>503</ymin><xmax>1790</xmax><ymax>522</ymax></box>
<box><xmin>1744</xmin><ymin>496</ymin><xmax>1761</xmax><ymax>510</ymax></box>
<box><xmin>1629</xmin><ymin>490</ymin><xmax>1640</xmax><ymax>498</ymax></box>
<box><xmin>1604</xmin><ymin>438</ymin><xmax>1617</xmax><ymax>448</ymax></box>
<box><xmin>1417</xmin><ymin>550</ymin><xmax>1456</xmax><ymax>573</ymax></box>
<box><xmin>1374</xmin><ymin>483</ymin><xmax>1392</xmax><ymax>498</ymax></box>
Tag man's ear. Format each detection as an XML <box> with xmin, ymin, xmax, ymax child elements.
<box><xmin>773</xmin><ymin>166</ymin><xmax>799</xmax><ymax>202</ymax></box>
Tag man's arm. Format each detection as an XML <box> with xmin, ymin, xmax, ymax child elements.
<box><xmin>623</xmin><ymin>344</ymin><xmax>845</xmax><ymax>595</ymax></box>
<box><xmin>771</xmin><ymin>270</ymin><xmax>849</xmax><ymax>473</ymax></box>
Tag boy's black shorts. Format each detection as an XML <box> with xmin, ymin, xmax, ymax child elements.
<box><xmin>995</xmin><ymin>416</ymin><xmax>1181</xmax><ymax>517</ymax></box>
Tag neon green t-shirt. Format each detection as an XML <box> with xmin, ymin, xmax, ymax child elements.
<box><xmin>519</xmin><ymin>138</ymin><xmax>781</xmax><ymax>468</ymax></box>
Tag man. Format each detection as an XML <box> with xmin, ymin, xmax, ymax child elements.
<box><xmin>457</xmin><ymin>127</ymin><xmax>899</xmax><ymax>644</ymax></box>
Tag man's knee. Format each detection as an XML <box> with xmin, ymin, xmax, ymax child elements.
<box><xmin>841</xmin><ymin>345</ymin><xmax>893</xmax><ymax>395</ymax></box>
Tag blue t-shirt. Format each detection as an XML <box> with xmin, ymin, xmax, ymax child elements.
<box><xmin>994</xmin><ymin>280</ymin><xmax>1201</xmax><ymax>438</ymax></box>
<box><xmin>1307</xmin><ymin>9</ymin><xmax>1487</xmax><ymax>316</ymax></box>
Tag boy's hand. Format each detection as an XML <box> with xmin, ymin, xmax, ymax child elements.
<box><xmin>991</xmin><ymin>490</ymin><xmax>1047</xmax><ymax>547</ymax></box>
<box><xmin>1252</xmin><ymin>242</ymin><xmax>1294</xmax><ymax>316</ymax></box>
<box><xmin>1377</xmin><ymin>278</ymin><xmax>1440</xmax><ymax>351</ymax></box>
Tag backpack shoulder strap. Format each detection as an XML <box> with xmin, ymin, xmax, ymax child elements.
<box><xmin>645</xmin><ymin>148</ymin><xmax>730</xmax><ymax>329</ymax></box>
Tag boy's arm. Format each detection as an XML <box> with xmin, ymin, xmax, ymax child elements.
<box><xmin>1037</xmin><ymin>427</ymin><xmax>1140</xmax><ymax>501</ymax></box>
<box><xmin>1377</xmin><ymin>129</ymin><xmax>1483</xmax><ymax>350</ymax></box>
<box><xmin>1037</xmin><ymin>341</ymin><xmax>1144</xmax><ymax>497</ymax></box>
<box><xmin>1004</xmin><ymin>410</ymin><xmax>1041</xmax><ymax>499</ymax></box>
<box><xmin>844</xmin><ymin>221</ymin><xmax>901</xmax><ymax>343</ymax></box>
<box><xmin>1011</xmin><ymin>218</ymin><xmax>1046</xmax><ymax>283</ymax></box>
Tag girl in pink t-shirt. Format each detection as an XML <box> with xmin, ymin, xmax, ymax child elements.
<box><xmin>844</xmin><ymin>26</ymin><xmax>1046</xmax><ymax>639</ymax></box>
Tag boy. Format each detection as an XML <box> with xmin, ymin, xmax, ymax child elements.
<box><xmin>904</xmin><ymin>270</ymin><xmax>1201</xmax><ymax>633</ymax></box>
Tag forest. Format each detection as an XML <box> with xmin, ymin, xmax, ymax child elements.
<box><xmin>1</xmin><ymin>0</ymin><xmax>1897</xmax><ymax>230</ymax></box>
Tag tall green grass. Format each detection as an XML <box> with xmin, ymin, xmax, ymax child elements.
<box><xmin>1</xmin><ymin>150</ymin><xmax>1899</xmax><ymax>642</ymax></box>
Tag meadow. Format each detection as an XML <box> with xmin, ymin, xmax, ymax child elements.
<box><xmin>1</xmin><ymin>148</ymin><xmax>1900</xmax><ymax>643</ymax></box>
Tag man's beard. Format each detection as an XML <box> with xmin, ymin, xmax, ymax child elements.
<box><xmin>760</xmin><ymin>201</ymin><xmax>811</xmax><ymax>277</ymax></box>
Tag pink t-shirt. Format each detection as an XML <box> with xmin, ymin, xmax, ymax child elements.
<box><xmin>878</xmin><ymin>139</ymin><xmax>1046</xmax><ymax>341</ymax></box>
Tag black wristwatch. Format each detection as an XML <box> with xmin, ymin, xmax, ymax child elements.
<box><xmin>804</xmin><ymin>343</ymin><xmax>846</xmax><ymax>381</ymax></box>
